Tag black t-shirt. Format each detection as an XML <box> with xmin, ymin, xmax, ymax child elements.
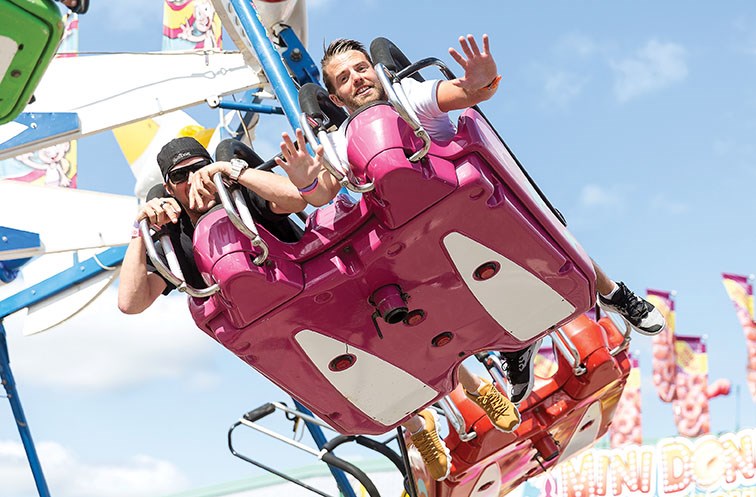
<box><xmin>145</xmin><ymin>188</ymin><xmax>302</xmax><ymax>295</ymax></box>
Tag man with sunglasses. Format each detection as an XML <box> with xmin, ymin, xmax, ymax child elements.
<box><xmin>118</xmin><ymin>136</ymin><xmax>305</xmax><ymax>314</ymax></box>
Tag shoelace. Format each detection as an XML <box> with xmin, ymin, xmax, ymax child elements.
<box><xmin>477</xmin><ymin>390</ymin><xmax>511</xmax><ymax>416</ymax></box>
<box><xmin>619</xmin><ymin>289</ymin><xmax>650</xmax><ymax>320</ymax></box>
<box><xmin>413</xmin><ymin>430</ymin><xmax>441</xmax><ymax>458</ymax></box>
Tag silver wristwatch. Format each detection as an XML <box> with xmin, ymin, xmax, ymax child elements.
<box><xmin>228</xmin><ymin>158</ymin><xmax>249</xmax><ymax>183</ymax></box>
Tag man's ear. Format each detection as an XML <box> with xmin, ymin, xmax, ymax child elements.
<box><xmin>164</xmin><ymin>182</ymin><xmax>173</xmax><ymax>196</ymax></box>
<box><xmin>329</xmin><ymin>93</ymin><xmax>344</xmax><ymax>107</ymax></box>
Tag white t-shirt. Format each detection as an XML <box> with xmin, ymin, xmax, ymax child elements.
<box><xmin>334</xmin><ymin>78</ymin><xmax>456</xmax><ymax>161</ymax></box>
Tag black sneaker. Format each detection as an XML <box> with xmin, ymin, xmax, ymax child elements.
<box><xmin>598</xmin><ymin>281</ymin><xmax>666</xmax><ymax>336</ymax></box>
<box><xmin>500</xmin><ymin>339</ymin><xmax>542</xmax><ymax>405</ymax></box>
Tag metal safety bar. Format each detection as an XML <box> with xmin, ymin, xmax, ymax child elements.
<box><xmin>298</xmin><ymin>113</ymin><xmax>375</xmax><ymax>194</ymax></box>
<box><xmin>229</xmin><ymin>401</ymin><xmax>380</xmax><ymax>497</ymax></box>
<box><xmin>374</xmin><ymin>63</ymin><xmax>432</xmax><ymax>162</ymax></box>
<box><xmin>552</xmin><ymin>328</ymin><xmax>587</xmax><ymax>376</ymax></box>
<box><xmin>603</xmin><ymin>310</ymin><xmax>633</xmax><ymax>357</ymax></box>
<box><xmin>139</xmin><ymin>220</ymin><xmax>219</xmax><ymax>298</ymax></box>
<box><xmin>437</xmin><ymin>396</ymin><xmax>477</xmax><ymax>442</ymax></box>
<box><xmin>213</xmin><ymin>172</ymin><xmax>269</xmax><ymax>265</ymax></box>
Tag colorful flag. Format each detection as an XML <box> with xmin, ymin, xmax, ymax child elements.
<box><xmin>609</xmin><ymin>354</ymin><xmax>642</xmax><ymax>448</ymax></box>
<box><xmin>672</xmin><ymin>335</ymin><xmax>709</xmax><ymax>438</ymax></box>
<box><xmin>0</xmin><ymin>14</ymin><xmax>78</xmax><ymax>187</ymax></box>
<box><xmin>163</xmin><ymin>0</ymin><xmax>222</xmax><ymax>51</ymax></box>
<box><xmin>646</xmin><ymin>289</ymin><xmax>676</xmax><ymax>403</ymax></box>
<box><xmin>722</xmin><ymin>273</ymin><xmax>756</xmax><ymax>401</ymax></box>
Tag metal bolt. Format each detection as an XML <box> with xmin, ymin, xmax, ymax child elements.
<box><xmin>10</xmin><ymin>70</ymin><xmax>21</xmax><ymax>78</ymax></box>
<box><xmin>291</xmin><ymin>48</ymin><xmax>302</xmax><ymax>62</ymax></box>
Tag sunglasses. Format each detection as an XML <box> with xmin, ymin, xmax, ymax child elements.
<box><xmin>166</xmin><ymin>159</ymin><xmax>212</xmax><ymax>184</ymax></box>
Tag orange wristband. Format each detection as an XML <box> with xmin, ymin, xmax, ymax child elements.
<box><xmin>482</xmin><ymin>75</ymin><xmax>502</xmax><ymax>91</ymax></box>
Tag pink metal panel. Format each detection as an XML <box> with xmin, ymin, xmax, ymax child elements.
<box><xmin>188</xmin><ymin>106</ymin><xmax>596</xmax><ymax>435</ymax></box>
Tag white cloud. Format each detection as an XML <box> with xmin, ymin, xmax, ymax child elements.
<box><xmin>542</xmin><ymin>70</ymin><xmax>588</xmax><ymax>108</ymax></box>
<box><xmin>3</xmin><ymin>288</ymin><xmax>219</xmax><ymax>392</ymax></box>
<box><xmin>0</xmin><ymin>440</ymin><xmax>188</xmax><ymax>497</ymax></box>
<box><xmin>578</xmin><ymin>184</ymin><xmax>624</xmax><ymax>210</ymax></box>
<box><xmin>610</xmin><ymin>40</ymin><xmax>688</xmax><ymax>102</ymax></box>
<box><xmin>555</xmin><ymin>33</ymin><xmax>601</xmax><ymax>58</ymax></box>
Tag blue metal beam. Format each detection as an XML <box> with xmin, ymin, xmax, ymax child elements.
<box><xmin>0</xmin><ymin>321</ymin><xmax>51</xmax><ymax>497</ymax></box>
<box><xmin>278</xmin><ymin>26</ymin><xmax>320</xmax><ymax>86</ymax></box>
<box><xmin>229</xmin><ymin>0</ymin><xmax>302</xmax><ymax>132</ymax></box>
<box><xmin>216</xmin><ymin>101</ymin><xmax>284</xmax><ymax>115</ymax></box>
<box><xmin>292</xmin><ymin>398</ymin><xmax>358</xmax><ymax>497</ymax></box>
<box><xmin>0</xmin><ymin>246</ymin><xmax>125</xmax><ymax>320</ymax></box>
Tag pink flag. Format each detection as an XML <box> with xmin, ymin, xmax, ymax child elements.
<box><xmin>646</xmin><ymin>289</ymin><xmax>676</xmax><ymax>402</ymax></box>
<box><xmin>609</xmin><ymin>354</ymin><xmax>642</xmax><ymax>448</ymax></box>
<box><xmin>722</xmin><ymin>273</ymin><xmax>756</xmax><ymax>401</ymax></box>
<box><xmin>672</xmin><ymin>336</ymin><xmax>709</xmax><ymax>438</ymax></box>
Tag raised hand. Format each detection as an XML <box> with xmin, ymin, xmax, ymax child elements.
<box><xmin>448</xmin><ymin>34</ymin><xmax>498</xmax><ymax>94</ymax></box>
<box><xmin>274</xmin><ymin>129</ymin><xmax>325</xmax><ymax>190</ymax></box>
<box><xmin>188</xmin><ymin>161</ymin><xmax>228</xmax><ymax>211</ymax></box>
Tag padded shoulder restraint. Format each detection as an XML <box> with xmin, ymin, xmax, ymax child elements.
<box><xmin>369</xmin><ymin>37</ymin><xmax>423</xmax><ymax>82</ymax></box>
<box><xmin>298</xmin><ymin>83</ymin><xmax>348</xmax><ymax>130</ymax></box>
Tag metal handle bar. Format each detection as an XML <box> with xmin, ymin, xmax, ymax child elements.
<box><xmin>552</xmin><ymin>329</ymin><xmax>587</xmax><ymax>376</ymax></box>
<box><xmin>437</xmin><ymin>396</ymin><xmax>477</xmax><ymax>442</ymax></box>
<box><xmin>396</xmin><ymin>57</ymin><xmax>457</xmax><ymax>82</ymax></box>
<box><xmin>298</xmin><ymin>114</ymin><xmax>375</xmax><ymax>194</ymax></box>
<box><xmin>374</xmin><ymin>62</ymin><xmax>432</xmax><ymax>163</ymax></box>
<box><xmin>229</xmin><ymin>402</ymin><xmax>381</xmax><ymax>497</ymax></box>
<box><xmin>213</xmin><ymin>173</ymin><xmax>269</xmax><ymax>265</ymax></box>
<box><xmin>139</xmin><ymin>220</ymin><xmax>219</xmax><ymax>298</ymax></box>
<box><xmin>604</xmin><ymin>311</ymin><xmax>633</xmax><ymax>357</ymax></box>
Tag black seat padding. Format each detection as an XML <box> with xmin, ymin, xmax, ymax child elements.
<box><xmin>369</xmin><ymin>37</ymin><xmax>423</xmax><ymax>82</ymax></box>
<box><xmin>298</xmin><ymin>83</ymin><xmax>348</xmax><ymax>130</ymax></box>
<box><xmin>215</xmin><ymin>138</ymin><xmax>265</xmax><ymax>167</ymax></box>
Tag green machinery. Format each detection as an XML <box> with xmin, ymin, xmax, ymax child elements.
<box><xmin>0</xmin><ymin>0</ymin><xmax>64</xmax><ymax>124</ymax></box>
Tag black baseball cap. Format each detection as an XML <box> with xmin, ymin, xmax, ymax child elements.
<box><xmin>157</xmin><ymin>137</ymin><xmax>212</xmax><ymax>180</ymax></box>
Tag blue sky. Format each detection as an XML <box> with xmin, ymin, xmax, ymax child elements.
<box><xmin>2</xmin><ymin>1</ymin><xmax>756</xmax><ymax>496</ymax></box>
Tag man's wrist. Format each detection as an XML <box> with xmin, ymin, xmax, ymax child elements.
<box><xmin>298</xmin><ymin>177</ymin><xmax>319</xmax><ymax>195</ymax></box>
<box><xmin>131</xmin><ymin>220</ymin><xmax>141</xmax><ymax>239</ymax></box>
<box><xmin>228</xmin><ymin>158</ymin><xmax>249</xmax><ymax>183</ymax></box>
<box><xmin>481</xmin><ymin>75</ymin><xmax>502</xmax><ymax>92</ymax></box>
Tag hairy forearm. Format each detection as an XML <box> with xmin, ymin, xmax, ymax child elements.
<box><xmin>238</xmin><ymin>168</ymin><xmax>307</xmax><ymax>214</ymax></box>
<box><xmin>117</xmin><ymin>237</ymin><xmax>165</xmax><ymax>314</ymax></box>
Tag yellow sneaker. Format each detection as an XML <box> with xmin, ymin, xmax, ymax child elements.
<box><xmin>409</xmin><ymin>409</ymin><xmax>451</xmax><ymax>481</ymax></box>
<box><xmin>465</xmin><ymin>380</ymin><xmax>521</xmax><ymax>432</ymax></box>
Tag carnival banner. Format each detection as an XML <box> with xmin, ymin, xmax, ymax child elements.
<box><xmin>722</xmin><ymin>273</ymin><xmax>756</xmax><ymax>401</ymax></box>
<box><xmin>647</xmin><ymin>290</ymin><xmax>677</xmax><ymax>403</ymax></box>
<box><xmin>672</xmin><ymin>336</ymin><xmax>709</xmax><ymax>438</ymax></box>
<box><xmin>163</xmin><ymin>0</ymin><xmax>222</xmax><ymax>51</ymax></box>
<box><xmin>609</xmin><ymin>354</ymin><xmax>641</xmax><ymax>448</ymax></box>
<box><xmin>518</xmin><ymin>429</ymin><xmax>756</xmax><ymax>497</ymax></box>
<box><xmin>0</xmin><ymin>13</ymin><xmax>78</xmax><ymax>187</ymax></box>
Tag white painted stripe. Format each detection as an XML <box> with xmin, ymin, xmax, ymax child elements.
<box><xmin>443</xmin><ymin>232</ymin><xmax>575</xmax><ymax>341</ymax></box>
<box><xmin>294</xmin><ymin>330</ymin><xmax>437</xmax><ymax>425</ymax></box>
